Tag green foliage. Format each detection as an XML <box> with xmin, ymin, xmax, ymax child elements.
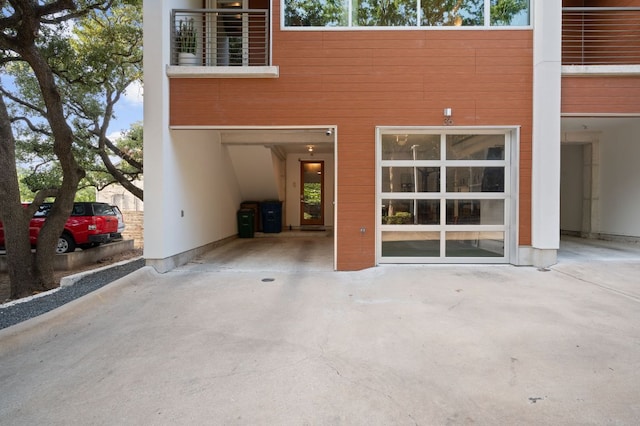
<box><xmin>176</xmin><ymin>18</ymin><xmax>197</xmax><ymax>54</ymax></box>
<box><xmin>421</xmin><ymin>0</ymin><xmax>483</xmax><ymax>26</ymax></box>
<box><xmin>285</xmin><ymin>0</ymin><xmax>348</xmax><ymax>26</ymax></box>
<box><xmin>117</xmin><ymin>121</ymin><xmax>143</xmax><ymax>168</ymax></box>
<box><xmin>384</xmin><ymin>211</ymin><xmax>413</xmax><ymax>224</ymax></box>
<box><xmin>304</xmin><ymin>183</ymin><xmax>322</xmax><ymax>205</ymax></box>
<box><xmin>4</xmin><ymin>0</ymin><xmax>143</xmax><ymax>198</ymax></box>
<box><xmin>490</xmin><ymin>0</ymin><xmax>528</xmax><ymax>25</ymax></box>
<box><xmin>285</xmin><ymin>0</ymin><xmax>527</xmax><ymax>27</ymax></box>
<box><xmin>18</xmin><ymin>169</ymin><xmax>94</xmax><ymax>202</ymax></box>
<box><xmin>74</xmin><ymin>187</ymin><xmax>96</xmax><ymax>202</ymax></box>
<box><xmin>357</xmin><ymin>0</ymin><xmax>417</xmax><ymax>26</ymax></box>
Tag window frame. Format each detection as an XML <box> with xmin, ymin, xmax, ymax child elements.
<box><xmin>376</xmin><ymin>126</ymin><xmax>520</xmax><ymax>264</ymax></box>
<box><xmin>281</xmin><ymin>0</ymin><xmax>532</xmax><ymax>31</ymax></box>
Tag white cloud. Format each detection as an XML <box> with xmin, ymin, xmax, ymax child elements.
<box><xmin>108</xmin><ymin>130</ymin><xmax>125</xmax><ymax>142</ymax></box>
<box><xmin>124</xmin><ymin>81</ymin><xmax>144</xmax><ymax>105</ymax></box>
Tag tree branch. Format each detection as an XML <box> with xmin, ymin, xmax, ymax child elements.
<box><xmin>0</xmin><ymin>85</ymin><xmax>47</xmax><ymax>117</ymax></box>
<box><xmin>10</xmin><ymin>116</ymin><xmax>52</xmax><ymax>136</ymax></box>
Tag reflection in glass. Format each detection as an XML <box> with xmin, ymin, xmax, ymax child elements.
<box><xmin>491</xmin><ymin>0</ymin><xmax>529</xmax><ymax>26</ymax></box>
<box><xmin>381</xmin><ymin>134</ymin><xmax>440</xmax><ymax>160</ymax></box>
<box><xmin>382</xmin><ymin>167</ymin><xmax>440</xmax><ymax>192</ymax></box>
<box><xmin>284</xmin><ymin>0</ymin><xmax>530</xmax><ymax>27</ymax></box>
<box><xmin>446</xmin><ymin>167</ymin><xmax>504</xmax><ymax>193</ymax></box>
<box><xmin>446</xmin><ymin>135</ymin><xmax>504</xmax><ymax>160</ymax></box>
<box><xmin>421</xmin><ymin>0</ymin><xmax>483</xmax><ymax>26</ymax></box>
<box><xmin>382</xmin><ymin>199</ymin><xmax>440</xmax><ymax>225</ymax></box>
<box><xmin>445</xmin><ymin>232</ymin><xmax>504</xmax><ymax>257</ymax></box>
<box><xmin>446</xmin><ymin>199</ymin><xmax>504</xmax><ymax>225</ymax></box>
<box><xmin>302</xmin><ymin>162</ymin><xmax>323</xmax><ymax>222</ymax></box>
<box><xmin>284</xmin><ymin>0</ymin><xmax>349</xmax><ymax>26</ymax></box>
<box><xmin>356</xmin><ymin>0</ymin><xmax>417</xmax><ymax>26</ymax></box>
<box><xmin>382</xmin><ymin>231</ymin><xmax>440</xmax><ymax>257</ymax></box>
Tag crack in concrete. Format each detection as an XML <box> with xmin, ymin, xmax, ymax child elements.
<box><xmin>551</xmin><ymin>268</ymin><xmax>640</xmax><ymax>303</ymax></box>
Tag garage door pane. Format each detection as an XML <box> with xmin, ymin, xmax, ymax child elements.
<box><xmin>382</xmin><ymin>231</ymin><xmax>440</xmax><ymax>257</ymax></box>
<box><xmin>446</xmin><ymin>167</ymin><xmax>504</xmax><ymax>192</ymax></box>
<box><xmin>446</xmin><ymin>135</ymin><xmax>505</xmax><ymax>160</ymax></box>
<box><xmin>446</xmin><ymin>199</ymin><xmax>504</xmax><ymax>225</ymax></box>
<box><xmin>382</xmin><ymin>134</ymin><xmax>440</xmax><ymax>160</ymax></box>
<box><xmin>445</xmin><ymin>232</ymin><xmax>504</xmax><ymax>257</ymax></box>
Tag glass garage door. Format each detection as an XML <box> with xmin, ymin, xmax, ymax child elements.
<box><xmin>377</xmin><ymin>129</ymin><xmax>513</xmax><ymax>263</ymax></box>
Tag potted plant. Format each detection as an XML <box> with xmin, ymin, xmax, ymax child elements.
<box><xmin>176</xmin><ymin>18</ymin><xmax>198</xmax><ymax>65</ymax></box>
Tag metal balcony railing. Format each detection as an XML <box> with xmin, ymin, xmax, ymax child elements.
<box><xmin>171</xmin><ymin>9</ymin><xmax>269</xmax><ymax>67</ymax></box>
<box><xmin>563</xmin><ymin>7</ymin><xmax>640</xmax><ymax>66</ymax></box>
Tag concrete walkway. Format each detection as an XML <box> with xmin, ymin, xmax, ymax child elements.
<box><xmin>1</xmin><ymin>236</ymin><xmax>639</xmax><ymax>425</ymax></box>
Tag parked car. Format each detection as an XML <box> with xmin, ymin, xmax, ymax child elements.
<box><xmin>0</xmin><ymin>202</ymin><xmax>119</xmax><ymax>254</ymax></box>
<box><xmin>110</xmin><ymin>205</ymin><xmax>125</xmax><ymax>240</ymax></box>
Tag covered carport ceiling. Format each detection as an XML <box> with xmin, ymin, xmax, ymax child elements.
<box><xmin>219</xmin><ymin>128</ymin><xmax>334</xmax><ymax>155</ymax></box>
<box><xmin>561</xmin><ymin>116</ymin><xmax>638</xmax><ymax>134</ymax></box>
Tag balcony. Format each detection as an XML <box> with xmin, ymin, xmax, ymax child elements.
<box><xmin>167</xmin><ymin>9</ymin><xmax>278</xmax><ymax>78</ymax></box>
<box><xmin>563</xmin><ymin>7</ymin><xmax>640</xmax><ymax>75</ymax></box>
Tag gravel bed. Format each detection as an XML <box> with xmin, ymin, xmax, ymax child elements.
<box><xmin>0</xmin><ymin>258</ymin><xmax>145</xmax><ymax>330</ymax></box>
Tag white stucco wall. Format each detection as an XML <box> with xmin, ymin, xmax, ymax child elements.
<box><xmin>144</xmin><ymin>0</ymin><xmax>238</xmax><ymax>265</ymax></box>
<box><xmin>227</xmin><ymin>145</ymin><xmax>281</xmax><ymax>201</ymax></box>
<box><xmin>560</xmin><ymin>144</ymin><xmax>584</xmax><ymax>233</ymax></box>
<box><xmin>171</xmin><ymin>130</ymin><xmax>243</xmax><ymax>252</ymax></box>
<box><xmin>285</xmin><ymin>154</ymin><xmax>335</xmax><ymax>229</ymax></box>
<box><xmin>599</xmin><ymin>122</ymin><xmax>640</xmax><ymax>238</ymax></box>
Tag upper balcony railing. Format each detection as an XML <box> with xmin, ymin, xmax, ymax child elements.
<box><xmin>563</xmin><ymin>7</ymin><xmax>640</xmax><ymax>66</ymax></box>
<box><xmin>171</xmin><ymin>9</ymin><xmax>269</xmax><ymax>67</ymax></box>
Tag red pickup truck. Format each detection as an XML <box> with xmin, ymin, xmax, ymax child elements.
<box><xmin>0</xmin><ymin>202</ymin><xmax>119</xmax><ymax>254</ymax></box>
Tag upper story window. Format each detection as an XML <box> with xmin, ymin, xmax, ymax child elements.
<box><xmin>284</xmin><ymin>0</ymin><xmax>530</xmax><ymax>28</ymax></box>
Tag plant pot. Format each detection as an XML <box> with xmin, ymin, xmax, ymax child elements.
<box><xmin>178</xmin><ymin>52</ymin><xmax>198</xmax><ymax>66</ymax></box>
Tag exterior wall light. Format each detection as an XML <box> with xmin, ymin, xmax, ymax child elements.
<box><xmin>443</xmin><ymin>108</ymin><xmax>453</xmax><ymax>126</ymax></box>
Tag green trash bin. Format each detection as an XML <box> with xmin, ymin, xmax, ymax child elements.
<box><xmin>237</xmin><ymin>209</ymin><xmax>255</xmax><ymax>238</ymax></box>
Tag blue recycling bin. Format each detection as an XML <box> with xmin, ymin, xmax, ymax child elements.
<box><xmin>261</xmin><ymin>201</ymin><xmax>282</xmax><ymax>233</ymax></box>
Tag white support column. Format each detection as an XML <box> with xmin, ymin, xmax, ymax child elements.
<box><xmin>143</xmin><ymin>0</ymin><xmax>172</xmax><ymax>265</ymax></box>
<box><xmin>531</xmin><ymin>0</ymin><xmax>562</xmax><ymax>267</ymax></box>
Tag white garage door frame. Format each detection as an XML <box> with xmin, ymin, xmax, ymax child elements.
<box><xmin>376</xmin><ymin>126</ymin><xmax>520</xmax><ymax>264</ymax></box>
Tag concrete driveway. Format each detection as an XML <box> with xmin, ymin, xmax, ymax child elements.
<box><xmin>1</xmin><ymin>235</ymin><xmax>639</xmax><ymax>425</ymax></box>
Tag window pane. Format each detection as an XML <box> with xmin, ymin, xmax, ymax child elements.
<box><xmin>421</xmin><ymin>0</ymin><xmax>483</xmax><ymax>26</ymax></box>
<box><xmin>490</xmin><ymin>0</ymin><xmax>529</xmax><ymax>26</ymax></box>
<box><xmin>416</xmin><ymin>200</ymin><xmax>440</xmax><ymax>224</ymax></box>
<box><xmin>446</xmin><ymin>199</ymin><xmax>504</xmax><ymax>225</ymax></box>
<box><xmin>446</xmin><ymin>167</ymin><xmax>504</xmax><ymax>192</ymax></box>
<box><xmin>355</xmin><ymin>0</ymin><xmax>417</xmax><ymax>26</ymax></box>
<box><xmin>382</xmin><ymin>167</ymin><xmax>440</xmax><ymax>192</ymax></box>
<box><xmin>284</xmin><ymin>0</ymin><xmax>349</xmax><ymax>27</ymax></box>
<box><xmin>382</xmin><ymin>199</ymin><xmax>413</xmax><ymax>224</ymax></box>
<box><xmin>382</xmin><ymin>231</ymin><xmax>440</xmax><ymax>257</ymax></box>
<box><xmin>381</xmin><ymin>134</ymin><xmax>440</xmax><ymax>160</ymax></box>
<box><xmin>382</xmin><ymin>199</ymin><xmax>440</xmax><ymax>225</ymax></box>
<box><xmin>34</xmin><ymin>204</ymin><xmax>51</xmax><ymax>217</ymax></box>
<box><xmin>446</xmin><ymin>232</ymin><xmax>504</xmax><ymax>257</ymax></box>
<box><xmin>446</xmin><ymin>134</ymin><xmax>505</xmax><ymax>160</ymax></box>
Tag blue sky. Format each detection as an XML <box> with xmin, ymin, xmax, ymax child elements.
<box><xmin>108</xmin><ymin>80</ymin><xmax>144</xmax><ymax>141</ymax></box>
<box><xmin>1</xmin><ymin>73</ymin><xmax>143</xmax><ymax>143</ymax></box>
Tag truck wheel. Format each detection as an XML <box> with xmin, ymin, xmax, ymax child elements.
<box><xmin>57</xmin><ymin>234</ymin><xmax>76</xmax><ymax>254</ymax></box>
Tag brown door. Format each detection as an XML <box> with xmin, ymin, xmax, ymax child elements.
<box><xmin>300</xmin><ymin>161</ymin><xmax>324</xmax><ymax>226</ymax></box>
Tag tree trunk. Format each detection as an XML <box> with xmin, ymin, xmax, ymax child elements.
<box><xmin>0</xmin><ymin>94</ymin><xmax>39</xmax><ymax>298</ymax></box>
<box><xmin>21</xmin><ymin>46</ymin><xmax>85</xmax><ymax>290</ymax></box>
<box><xmin>98</xmin><ymin>148</ymin><xmax>144</xmax><ymax>201</ymax></box>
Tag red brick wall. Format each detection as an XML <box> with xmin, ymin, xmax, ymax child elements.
<box><xmin>562</xmin><ymin>76</ymin><xmax>640</xmax><ymax>114</ymax></box>
<box><xmin>170</xmin><ymin>5</ymin><xmax>534</xmax><ymax>269</ymax></box>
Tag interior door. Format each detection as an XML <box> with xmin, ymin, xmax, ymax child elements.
<box><xmin>300</xmin><ymin>161</ymin><xmax>324</xmax><ymax>226</ymax></box>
